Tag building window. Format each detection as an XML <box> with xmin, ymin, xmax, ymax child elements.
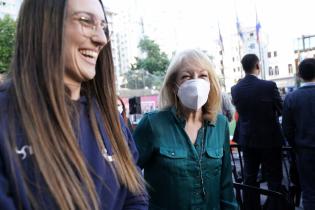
<box><xmin>268</xmin><ymin>52</ymin><xmax>272</xmax><ymax>58</ymax></box>
<box><xmin>249</xmin><ymin>43</ymin><xmax>256</xmax><ymax>49</ymax></box>
<box><xmin>288</xmin><ymin>64</ymin><xmax>293</xmax><ymax>74</ymax></box>
<box><xmin>221</xmin><ymin>68</ymin><xmax>224</xmax><ymax>75</ymax></box>
<box><xmin>274</xmin><ymin>51</ymin><xmax>277</xmax><ymax>57</ymax></box>
<box><xmin>275</xmin><ymin>66</ymin><xmax>279</xmax><ymax>75</ymax></box>
<box><xmin>220</xmin><ymin>60</ymin><xmax>223</xmax><ymax>65</ymax></box>
<box><xmin>233</xmin><ymin>68</ymin><xmax>236</xmax><ymax>72</ymax></box>
<box><xmin>232</xmin><ymin>57</ymin><xmax>235</xmax><ymax>62</ymax></box>
<box><xmin>237</xmin><ymin>67</ymin><xmax>240</xmax><ymax>71</ymax></box>
<box><xmin>269</xmin><ymin>67</ymin><xmax>273</xmax><ymax>75</ymax></box>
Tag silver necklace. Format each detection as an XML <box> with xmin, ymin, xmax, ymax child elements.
<box><xmin>197</xmin><ymin>126</ymin><xmax>206</xmax><ymax>198</ymax></box>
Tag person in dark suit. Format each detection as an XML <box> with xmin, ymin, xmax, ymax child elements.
<box><xmin>231</xmin><ymin>54</ymin><xmax>284</xmax><ymax>209</ymax></box>
<box><xmin>282</xmin><ymin>58</ymin><xmax>315</xmax><ymax>210</ymax></box>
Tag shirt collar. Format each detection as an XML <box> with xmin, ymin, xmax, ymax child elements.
<box><xmin>247</xmin><ymin>73</ymin><xmax>259</xmax><ymax>79</ymax></box>
<box><xmin>170</xmin><ymin>106</ymin><xmax>215</xmax><ymax>127</ymax></box>
<box><xmin>170</xmin><ymin>106</ymin><xmax>185</xmax><ymax>127</ymax></box>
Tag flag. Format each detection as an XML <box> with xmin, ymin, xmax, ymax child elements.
<box><xmin>256</xmin><ymin>12</ymin><xmax>261</xmax><ymax>42</ymax></box>
<box><xmin>236</xmin><ymin>16</ymin><xmax>244</xmax><ymax>42</ymax></box>
<box><xmin>218</xmin><ymin>24</ymin><xmax>224</xmax><ymax>52</ymax></box>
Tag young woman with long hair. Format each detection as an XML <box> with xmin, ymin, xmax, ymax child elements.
<box><xmin>0</xmin><ymin>0</ymin><xmax>147</xmax><ymax>209</ymax></box>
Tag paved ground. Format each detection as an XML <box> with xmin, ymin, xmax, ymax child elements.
<box><xmin>230</xmin><ymin>149</ymin><xmax>304</xmax><ymax>209</ymax></box>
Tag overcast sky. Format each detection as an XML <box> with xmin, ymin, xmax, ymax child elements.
<box><xmin>104</xmin><ymin>0</ymin><xmax>315</xmax><ymax>54</ymax></box>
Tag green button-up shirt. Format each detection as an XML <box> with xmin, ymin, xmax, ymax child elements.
<box><xmin>134</xmin><ymin>107</ymin><xmax>238</xmax><ymax>210</ymax></box>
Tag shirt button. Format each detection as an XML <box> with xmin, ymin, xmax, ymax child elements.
<box><xmin>171</xmin><ymin>152</ymin><xmax>175</xmax><ymax>156</ymax></box>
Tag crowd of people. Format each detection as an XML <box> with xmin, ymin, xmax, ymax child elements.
<box><xmin>230</xmin><ymin>54</ymin><xmax>315</xmax><ymax>210</ymax></box>
<box><xmin>0</xmin><ymin>0</ymin><xmax>314</xmax><ymax>210</ymax></box>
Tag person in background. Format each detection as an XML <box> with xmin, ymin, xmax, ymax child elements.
<box><xmin>282</xmin><ymin>58</ymin><xmax>315</xmax><ymax>210</ymax></box>
<box><xmin>231</xmin><ymin>79</ymin><xmax>242</xmax><ymax>144</ymax></box>
<box><xmin>231</xmin><ymin>54</ymin><xmax>284</xmax><ymax>210</ymax></box>
<box><xmin>279</xmin><ymin>87</ymin><xmax>287</xmax><ymax>100</ymax></box>
<box><xmin>134</xmin><ymin>49</ymin><xmax>237</xmax><ymax>210</ymax></box>
<box><xmin>232</xmin><ymin>112</ymin><xmax>240</xmax><ymax>144</ymax></box>
<box><xmin>0</xmin><ymin>0</ymin><xmax>147</xmax><ymax>209</ymax></box>
<box><xmin>117</xmin><ymin>96</ymin><xmax>134</xmax><ymax>132</ymax></box>
<box><xmin>221</xmin><ymin>91</ymin><xmax>234</xmax><ymax>122</ymax></box>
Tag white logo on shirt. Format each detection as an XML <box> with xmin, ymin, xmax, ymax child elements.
<box><xmin>102</xmin><ymin>148</ymin><xmax>114</xmax><ymax>162</ymax></box>
<box><xmin>15</xmin><ymin>145</ymin><xmax>33</xmax><ymax>160</ymax></box>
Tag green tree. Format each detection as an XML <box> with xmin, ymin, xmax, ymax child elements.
<box><xmin>132</xmin><ymin>36</ymin><xmax>170</xmax><ymax>75</ymax></box>
<box><xmin>0</xmin><ymin>15</ymin><xmax>16</xmax><ymax>73</ymax></box>
<box><xmin>123</xmin><ymin>69</ymin><xmax>164</xmax><ymax>90</ymax></box>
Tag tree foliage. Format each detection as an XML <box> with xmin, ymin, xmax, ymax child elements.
<box><xmin>132</xmin><ymin>36</ymin><xmax>170</xmax><ymax>75</ymax></box>
<box><xmin>0</xmin><ymin>15</ymin><xmax>16</xmax><ymax>73</ymax></box>
<box><xmin>122</xmin><ymin>69</ymin><xmax>163</xmax><ymax>90</ymax></box>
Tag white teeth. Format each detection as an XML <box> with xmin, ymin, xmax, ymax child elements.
<box><xmin>79</xmin><ymin>50</ymin><xmax>98</xmax><ymax>58</ymax></box>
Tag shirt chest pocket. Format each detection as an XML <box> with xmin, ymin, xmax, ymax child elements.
<box><xmin>157</xmin><ymin>147</ymin><xmax>188</xmax><ymax>177</ymax></box>
<box><xmin>204</xmin><ymin>147</ymin><xmax>223</xmax><ymax>177</ymax></box>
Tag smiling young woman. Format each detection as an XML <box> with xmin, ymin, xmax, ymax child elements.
<box><xmin>0</xmin><ymin>0</ymin><xmax>147</xmax><ymax>210</ymax></box>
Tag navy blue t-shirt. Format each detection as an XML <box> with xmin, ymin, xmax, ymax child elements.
<box><xmin>0</xmin><ymin>90</ymin><xmax>148</xmax><ymax>210</ymax></box>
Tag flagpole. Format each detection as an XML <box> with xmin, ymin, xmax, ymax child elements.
<box><xmin>257</xmin><ymin>38</ymin><xmax>265</xmax><ymax>79</ymax></box>
<box><xmin>255</xmin><ymin>6</ymin><xmax>265</xmax><ymax>79</ymax></box>
<box><xmin>238</xmin><ymin>39</ymin><xmax>243</xmax><ymax>78</ymax></box>
<box><xmin>218</xmin><ymin>23</ymin><xmax>226</xmax><ymax>91</ymax></box>
<box><xmin>234</xmin><ymin>0</ymin><xmax>244</xmax><ymax>79</ymax></box>
<box><xmin>236</xmin><ymin>15</ymin><xmax>243</xmax><ymax>78</ymax></box>
<box><xmin>221</xmin><ymin>52</ymin><xmax>226</xmax><ymax>91</ymax></box>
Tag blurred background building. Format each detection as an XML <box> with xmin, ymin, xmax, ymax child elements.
<box><xmin>0</xmin><ymin>0</ymin><xmax>22</xmax><ymax>19</ymax></box>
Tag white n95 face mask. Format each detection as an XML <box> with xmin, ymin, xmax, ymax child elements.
<box><xmin>177</xmin><ymin>79</ymin><xmax>210</xmax><ymax>110</ymax></box>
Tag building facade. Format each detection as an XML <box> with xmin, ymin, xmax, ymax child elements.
<box><xmin>104</xmin><ymin>0</ymin><xmax>144</xmax><ymax>89</ymax></box>
<box><xmin>215</xmin><ymin>26</ymin><xmax>297</xmax><ymax>93</ymax></box>
<box><xmin>0</xmin><ymin>0</ymin><xmax>22</xmax><ymax>19</ymax></box>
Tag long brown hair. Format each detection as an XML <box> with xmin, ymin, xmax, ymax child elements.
<box><xmin>7</xmin><ymin>0</ymin><xmax>145</xmax><ymax>209</ymax></box>
<box><xmin>117</xmin><ymin>96</ymin><xmax>128</xmax><ymax>124</ymax></box>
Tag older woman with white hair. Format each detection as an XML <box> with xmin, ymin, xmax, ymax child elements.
<box><xmin>134</xmin><ymin>49</ymin><xmax>238</xmax><ymax>210</ymax></box>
